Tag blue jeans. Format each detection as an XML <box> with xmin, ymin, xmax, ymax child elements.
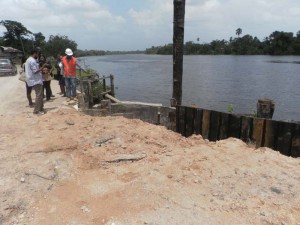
<box><xmin>65</xmin><ymin>76</ymin><xmax>77</xmax><ymax>97</ymax></box>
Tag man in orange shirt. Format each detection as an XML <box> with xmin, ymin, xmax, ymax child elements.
<box><xmin>62</xmin><ymin>48</ymin><xmax>77</xmax><ymax>101</ymax></box>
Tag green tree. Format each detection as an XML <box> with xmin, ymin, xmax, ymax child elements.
<box><xmin>293</xmin><ymin>31</ymin><xmax>300</xmax><ymax>55</ymax></box>
<box><xmin>236</xmin><ymin>28</ymin><xmax>242</xmax><ymax>38</ymax></box>
<box><xmin>34</xmin><ymin>32</ymin><xmax>46</xmax><ymax>49</ymax></box>
<box><xmin>44</xmin><ymin>35</ymin><xmax>77</xmax><ymax>57</ymax></box>
<box><xmin>0</xmin><ymin>36</ymin><xmax>4</xmax><ymax>46</ymax></box>
<box><xmin>268</xmin><ymin>31</ymin><xmax>294</xmax><ymax>55</ymax></box>
<box><xmin>0</xmin><ymin>20</ymin><xmax>32</xmax><ymax>52</ymax></box>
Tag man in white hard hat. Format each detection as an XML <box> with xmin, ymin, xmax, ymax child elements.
<box><xmin>62</xmin><ymin>48</ymin><xmax>77</xmax><ymax>101</ymax></box>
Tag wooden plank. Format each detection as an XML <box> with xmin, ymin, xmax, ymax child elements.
<box><xmin>185</xmin><ymin>107</ymin><xmax>195</xmax><ymax>137</ymax></box>
<box><xmin>276</xmin><ymin>122</ymin><xmax>293</xmax><ymax>156</ymax></box>
<box><xmin>264</xmin><ymin>120</ymin><xmax>278</xmax><ymax>150</ymax></box>
<box><xmin>228</xmin><ymin>114</ymin><xmax>241</xmax><ymax>139</ymax></box>
<box><xmin>194</xmin><ymin>109</ymin><xmax>203</xmax><ymax>135</ymax></box>
<box><xmin>209</xmin><ymin>111</ymin><xmax>221</xmax><ymax>141</ymax></box>
<box><xmin>252</xmin><ymin>118</ymin><xmax>265</xmax><ymax>148</ymax></box>
<box><xmin>219</xmin><ymin>113</ymin><xmax>229</xmax><ymax>140</ymax></box>
<box><xmin>202</xmin><ymin>110</ymin><xmax>211</xmax><ymax>139</ymax></box>
<box><xmin>291</xmin><ymin>124</ymin><xmax>300</xmax><ymax>158</ymax></box>
<box><xmin>240</xmin><ymin>116</ymin><xmax>253</xmax><ymax>143</ymax></box>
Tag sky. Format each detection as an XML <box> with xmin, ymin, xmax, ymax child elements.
<box><xmin>0</xmin><ymin>0</ymin><xmax>300</xmax><ymax>51</ymax></box>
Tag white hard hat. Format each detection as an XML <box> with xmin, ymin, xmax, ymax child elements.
<box><xmin>65</xmin><ymin>48</ymin><xmax>73</xmax><ymax>56</ymax></box>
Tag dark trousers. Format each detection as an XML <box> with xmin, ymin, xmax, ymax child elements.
<box><xmin>32</xmin><ymin>84</ymin><xmax>44</xmax><ymax>113</ymax></box>
<box><xmin>25</xmin><ymin>83</ymin><xmax>33</xmax><ymax>105</ymax></box>
<box><xmin>43</xmin><ymin>81</ymin><xmax>51</xmax><ymax>100</ymax></box>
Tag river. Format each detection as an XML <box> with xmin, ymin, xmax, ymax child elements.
<box><xmin>78</xmin><ymin>54</ymin><xmax>300</xmax><ymax>121</ymax></box>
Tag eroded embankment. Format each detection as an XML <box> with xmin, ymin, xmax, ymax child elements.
<box><xmin>0</xmin><ymin>108</ymin><xmax>300</xmax><ymax>225</ymax></box>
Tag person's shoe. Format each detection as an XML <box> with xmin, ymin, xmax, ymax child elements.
<box><xmin>66</xmin><ymin>98</ymin><xmax>71</xmax><ymax>102</ymax></box>
<box><xmin>51</xmin><ymin>94</ymin><xmax>55</xmax><ymax>97</ymax></box>
<box><xmin>33</xmin><ymin>111</ymin><xmax>45</xmax><ymax>116</ymax></box>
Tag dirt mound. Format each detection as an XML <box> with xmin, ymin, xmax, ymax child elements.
<box><xmin>0</xmin><ymin>108</ymin><xmax>299</xmax><ymax>225</ymax></box>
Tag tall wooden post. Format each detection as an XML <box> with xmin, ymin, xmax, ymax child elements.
<box><xmin>172</xmin><ymin>0</ymin><xmax>186</xmax><ymax>107</ymax></box>
<box><xmin>110</xmin><ymin>74</ymin><xmax>115</xmax><ymax>97</ymax></box>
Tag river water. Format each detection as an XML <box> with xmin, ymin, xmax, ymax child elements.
<box><xmin>79</xmin><ymin>54</ymin><xmax>300</xmax><ymax>121</ymax></box>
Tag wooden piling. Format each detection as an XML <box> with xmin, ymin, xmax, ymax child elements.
<box><xmin>209</xmin><ymin>111</ymin><xmax>221</xmax><ymax>141</ymax></box>
<box><xmin>194</xmin><ymin>109</ymin><xmax>203</xmax><ymax>135</ymax></box>
<box><xmin>88</xmin><ymin>80</ymin><xmax>93</xmax><ymax>107</ymax></box>
<box><xmin>276</xmin><ymin>122</ymin><xmax>292</xmax><ymax>156</ymax></box>
<box><xmin>175</xmin><ymin>106</ymin><xmax>300</xmax><ymax>157</ymax></box>
<box><xmin>103</xmin><ymin>76</ymin><xmax>107</xmax><ymax>92</ymax></box>
<box><xmin>291</xmin><ymin>124</ymin><xmax>300</xmax><ymax>157</ymax></box>
<box><xmin>241</xmin><ymin>116</ymin><xmax>253</xmax><ymax>142</ymax></box>
<box><xmin>185</xmin><ymin>107</ymin><xmax>194</xmax><ymax>137</ymax></box>
<box><xmin>257</xmin><ymin>99</ymin><xmax>275</xmax><ymax>119</ymax></box>
<box><xmin>228</xmin><ymin>114</ymin><xmax>241</xmax><ymax>139</ymax></box>
<box><xmin>172</xmin><ymin>0</ymin><xmax>186</xmax><ymax>106</ymax></box>
<box><xmin>202</xmin><ymin>110</ymin><xmax>211</xmax><ymax>139</ymax></box>
<box><xmin>110</xmin><ymin>74</ymin><xmax>115</xmax><ymax>97</ymax></box>
<box><xmin>264</xmin><ymin>120</ymin><xmax>278</xmax><ymax>149</ymax></box>
<box><xmin>219</xmin><ymin>113</ymin><xmax>229</xmax><ymax>140</ymax></box>
<box><xmin>177</xmin><ymin>106</ymin><xmax>186</xmax><ymax>136</ymax></box>
<box><xmin>252</xmin><ymin>118</ymin><xmax>265</xmax><ymax>148</ymax></box>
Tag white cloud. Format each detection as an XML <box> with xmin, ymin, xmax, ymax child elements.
<box><xmin>1</xmin><ymin>0</ymin><xmax>300</xmax><ymax>50</ymax></box>
<box><xmin>128</xmin><ymin>0</ymin><xmax>172</xmax><ymax>26</ymax></box>
<box><xmin>51</xmin><ymin>0</ymin><xmax>101</xmax><ymax>11</ymax></box>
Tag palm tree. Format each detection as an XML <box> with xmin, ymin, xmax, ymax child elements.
<box><xmin>236</xmin><ymin>28</ymin><xmax>242</xmax><ymax>38</ymax></box>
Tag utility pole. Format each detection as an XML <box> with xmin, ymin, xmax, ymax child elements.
<box><xmin>171</xmin><ymin>0</ymin><xmax>186</xmax><ymax>107</ymax></box>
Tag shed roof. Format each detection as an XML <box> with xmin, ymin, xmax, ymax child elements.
<box><xmin>0</xmin><ymin>46</ymin><xmax>23</xmax><ymax>53</ymax></box>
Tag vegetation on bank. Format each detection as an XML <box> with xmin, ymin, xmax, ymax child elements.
<box><xmin>0</xmin><ymin>20</ymin><xmax>144</xmax><ymax>58</ymax></box>
<box><xmin>0</xmin><ymin>20</ymin><xmax>78</xmax><ymax>58</ymax></box>
<box><xmin>2</xmin><ymin>21</ymin><xmax>300</xmax><ymax>57</ymax></box>
<box><xmin>146</xmin><ymin>28</ymin><xmax>300</xmax><ymax>55</ymax></box>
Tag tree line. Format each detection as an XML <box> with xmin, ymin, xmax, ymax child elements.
<box><xmin>146</xmin><ymin>28</ymin><xmax>300</xmax><ymax>55</ymax></box>
<box><xmin>0</xmin><ymin>20</ymin><xmax>144</xmax><ymax>59</ymax></box>
<box><xmin>0</xmin><ymin>20</ymin><xmax>78</xmax><ymax>58</ymax></box>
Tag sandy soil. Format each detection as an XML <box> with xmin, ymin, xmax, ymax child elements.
<box><xmin>0</xmin><ymin>72</ymin><xmax>300</xmax><ymax>225</ymax></box>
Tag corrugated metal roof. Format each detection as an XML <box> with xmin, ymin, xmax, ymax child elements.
<box><xmin>0</xmin><ymin>46</ymin><xmax>23</xmax><ymax>53</ymax></box>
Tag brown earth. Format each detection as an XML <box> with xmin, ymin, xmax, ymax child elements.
<box><xmin>0</xmin><ymin>73</ymin><xmax>300</xmax><ymax>225</ymax></box>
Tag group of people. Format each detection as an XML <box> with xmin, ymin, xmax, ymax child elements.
<box><xmin>24</xmin><ymin>48</ymin><xmax>78</xmax><ymax>115</ymax></box>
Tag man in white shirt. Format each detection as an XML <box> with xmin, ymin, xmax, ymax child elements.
<box><xmin>25</xmin><ymin>49</ymin><xmax>45</xmax><ymax>115</ymax></box>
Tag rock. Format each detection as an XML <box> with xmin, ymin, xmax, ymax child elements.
<box><xmin>65</xmin><ymin>119</ymin><xmax>75</xmax><ymax>126</ymax></box>
<box><xmin>20</xmin><ymin>177</ymin><xmax>25</xmax><ymax>183</ymax></box>
<box><xmin>81</xmin><ymin>206</ymin><xmax>90</xmax><ymax>213</ymax></box>
<box><xmin>167</xmin><ymin>175</ymin><xmax>173</xmax><ymax>179</ymax></box>
<box><xmin>270</xmin><ymin>187</ymin><xmax>282</xmax><ymax>194</ymax></box>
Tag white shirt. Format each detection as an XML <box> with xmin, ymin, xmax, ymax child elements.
<box><xmin>25</xmin><ymin>56</ymin><xmax>43</xmax><ymax>87</ymax></box>
<box><xmin>59</xmin><ymin>62</ymin><xmax>64</xmax><ymax>75</ymax></box>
